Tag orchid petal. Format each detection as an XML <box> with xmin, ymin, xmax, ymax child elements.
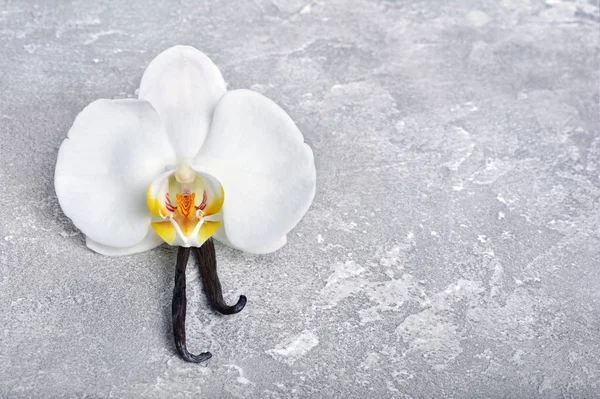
<box><xmin>195</xmin><ymin>89</ymin><xmax>316</xmax><ymax>250</ymax></box>
<box><xmin>86</xmin><ymin>230</ymin><xmax>164</xmax><ymax>256</ymax></box>
<box><xmin>138</xmin><ymin>45</ymin><xmax>227</xmax><ymax>159</ymax></box>
<box><xmin>213</xmin><ymin>228</ymin><xmax>288</xmax><ymax>254</ymax></box>
<box><xmin>55</xmin><ymin>99</ymin><xmax>175</xmax><ymax>249</ymax></box>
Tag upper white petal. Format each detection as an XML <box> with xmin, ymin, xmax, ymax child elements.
<box><xmin>138</xmin><ymin>45</ymin><xmax>227</xmax><ymax>159</ymax></box>
<box><xmin>55</xmin><ymin>99</ymin><xmax>176</xmax><ymax>249</ymax></box>
<box><xmin>196</xmin><ymin>89</ymin><xmax>316</xmax><ymax>250</ymax></box>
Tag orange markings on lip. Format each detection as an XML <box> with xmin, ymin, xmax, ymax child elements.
<box><xmin>175</xmin><ymin>193</ymin><xmax>196</xmax><ymax>218</ymax></box>
<box><xmin>173</xmin><ymin>193</ymin><xmax>199</xmax><ymax>237</ymax></box>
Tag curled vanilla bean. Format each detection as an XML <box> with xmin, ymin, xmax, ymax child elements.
<box><xmin>172</xmin><ymin>247</ymin><xmax>212</xmax><ymax>363</ymax></box>
<box><xmin>194</xmin><ymin>238</ymin><xmax>247</xmax><ymax>315</ymax></box>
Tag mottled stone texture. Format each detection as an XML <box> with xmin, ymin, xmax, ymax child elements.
<box><xmin>0</xmin><ymin>0</ymin><xmax>599</xmax><ymax>398</ymax></box>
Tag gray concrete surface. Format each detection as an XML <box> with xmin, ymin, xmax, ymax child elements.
<box><xmin>1</xmin><ymin>0</ymin><xmax>599</xmax><ymax>398</ymax></box>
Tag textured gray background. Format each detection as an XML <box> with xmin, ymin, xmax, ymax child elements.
<box><xmin>1</xmin><ymin>0</ymin><xmax>599</xmax><ymax>398</ymax></box>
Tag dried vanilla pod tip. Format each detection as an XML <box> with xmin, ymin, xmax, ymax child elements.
<box><xmin>193</xmin><ymin>238</ymin><xmax>246</xmax><ymax>316</ymax></box>
<box><xmin>172</xmin><ymin>247</ymin><xmax>212</xmax><ymax>363</ymax></box>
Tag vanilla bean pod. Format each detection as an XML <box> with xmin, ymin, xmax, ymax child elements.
<box><xmin>172</xmin><ymin>247</ymin><xmax>212</xmax><ymax>363</ymax></box>
<box><xmin>193</xmin><ymin>238</ymin><xmax>246</xmax><ymax>315</ymax></box>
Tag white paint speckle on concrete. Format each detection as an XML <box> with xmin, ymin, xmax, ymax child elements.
<box><xmin>266</xmin><ymin>330</ymin><xmax>319</xmax><ymax>365</ymax></box>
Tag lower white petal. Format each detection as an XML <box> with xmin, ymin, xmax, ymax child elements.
<box><xmin>195</xmin><ymin>89</ymin><xmax>316</xmax><ymax>251</ymax></box>
<box><xmin>55</xmin><ymin>99</ymin><xmax>175</xmax><ymax>249</ymax></box>
<box><xmin>213</xmin><ymin>228</ymin><xmax>287</xmax><ymax>254</ymax></box>
<box><xmin>86</xmin><ymin>229</ymin><xmax>164</xmax><ymax>256</ymax></box>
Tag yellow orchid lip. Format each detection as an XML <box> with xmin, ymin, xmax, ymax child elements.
<box><xmin>146</xmin><ymin>166</ymin><xmax>224</xmax><ymax>247</ymax></box>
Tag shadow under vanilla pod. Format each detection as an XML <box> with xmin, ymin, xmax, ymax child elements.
<box><xmin>54</xmin><ymin>46</ymin><xmax>316</xmax><ymax>363</ymax></box>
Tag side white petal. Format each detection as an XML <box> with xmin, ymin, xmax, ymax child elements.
<box><xmin>138</xmin><ymin>45</ymin><xmax>227</xmax><ymax>159</ymax></box>
<box><xmin>86</xmin><ymin>229</ymin><xmax>164</xmax><ymax>256</ymax></box>
<box><xmin>250</xmin><ymin>235</ymin><xmax>287</xmax><ymax>254</ymax></box>
<box><xmin>55</xmin><ymin>99</ymin><xmax>175</xmax><ymax>249</ymax></box>
<box><xmin>213</xmin><ymin>228</ymin><xmax>287</xmax><ymax>254</ymax></box>
<box><xmin>196</xmin><ymin>89</ymin><xmax>316</xmax><ymax>250</ymax></box>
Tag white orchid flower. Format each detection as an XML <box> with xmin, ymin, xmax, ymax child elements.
<box><xmin>54</xmin><ymin>46</ymin><xmax>316</xmax><ymax>363</ymax></box>
<box><xmin>55</xmin><ymin>45</ymin><xmax>316</xmax><ymax>257</ymax></box>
